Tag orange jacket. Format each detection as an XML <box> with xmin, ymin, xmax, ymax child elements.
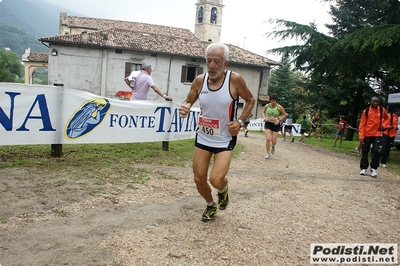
<box><xmin>383</xmin><ymin>113</ymin><xmax>399</xmax><ymax>138</ymax></box>
<box><xmin>358</xmin><ymin>106</ymin><xmax>388</xmax><ymax>139</ymax></box>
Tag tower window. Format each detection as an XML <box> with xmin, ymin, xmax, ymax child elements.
<box><xmin>197</xmin><ymin>7</ymin><xmax>204</xmax><ymax>23</ymax></box>
<box><xmin>210</xmin><ymin>7</ymin><xmax>217</xmax><ymax>24</ymax></box>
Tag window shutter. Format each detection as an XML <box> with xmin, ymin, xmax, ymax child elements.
<box><xmin>125</xmin><ymin>62</ymin><xmax>131</xmax><ymax>78</ymax></box>
<box><xmin>197</xmin><ymin>67</ymin><xmax>203</xmax><ymax>75</ymax></box>
<box><xmin>181</xmin><ymin>66</ymin><xmax>188</xmax><ymax>82</ymax></box>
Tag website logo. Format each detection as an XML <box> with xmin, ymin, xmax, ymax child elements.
<box><xmin>310</xmin><ymin>243</ymin><xmax>398</xmax><ymax>264</ymax></box>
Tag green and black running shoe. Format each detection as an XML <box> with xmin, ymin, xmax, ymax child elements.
<box><xmin>201</xmin><ymin>204</ymin><xmax>218</xmax><ymax>222</ymax></box>
<box><xmin>218</xmin><ymin>185</ymin><xmax>229</xmax><ymax>210</ymax></box>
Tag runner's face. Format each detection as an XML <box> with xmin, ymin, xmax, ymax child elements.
<box><xmin>206</xmin><ymin>48</ymin><xmax>227</xmax><ymax>79</ymax></box>
<box><xmin>371</xmin><ymin>98</ymin><xmax>379</xmax><ymax>108</ymax></box>
<box><xmin>270</xmin><ymin>99</ymin><xmax>277</xmax><ymax>106</ymax></box>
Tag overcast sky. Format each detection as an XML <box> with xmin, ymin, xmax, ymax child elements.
<box><xmin>38</xmin><ymin>0</ymin><xmax>333</xmax><ymax>62</ymax></box>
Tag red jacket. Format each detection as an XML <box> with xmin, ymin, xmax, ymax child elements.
<box><xmin>358</xmin><ymin>106</ymin><xmax>388</xmax><ymax>139</ymax></box>
<box><xmin>383</xmin><ymin>113</ymin><xmax>399</xmax><ymax>138</ymax></box>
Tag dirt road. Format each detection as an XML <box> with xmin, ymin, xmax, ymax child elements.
<box><xmin>1</xmin><ymin>133</ymin><xmax>399</xmax><ymax>265</ymax></box>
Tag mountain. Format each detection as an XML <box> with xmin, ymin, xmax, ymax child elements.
<box><xmin>0</xmin><ymin>0</ymin><xmax>82</xmax><ymax>56</ymax></box>
<box><xmin>0</xmin><ymin>0</ymin><xmax>58</xmax><ymax>38</ymax></box>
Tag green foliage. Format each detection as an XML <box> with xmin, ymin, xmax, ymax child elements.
<box><xmin>266</xmin><ymin>1</ymin><xmax>400</xmax><ymax>141</ymax></box>
<box><xmin>0</xmin><ymin>140</ymin><xmax>243</xmax><ymax>170</ymax></box>
<box><xmin>0</xmin><ymin>0</ymin><xmax>58</xmax><ymax>38</ymax></box>
<box><xmin>326</xmin><ymin>0</ymin><xmax>400</xmax><ymax>38</ymax></box>
<box><xmin>0</xmin><ymin>49</ymin><xmax>23</xmax><ymax>82</ymax></box>
<box><xmin>33</xmin><ymin>68</ymin><xmax>49</xmax><ymax>85</ymax></box>
<box><xmin>0</xmin><ymin>0</ymin><xmax>61</xmax><ymax>56</ymax></box>
<box><xmin>0</xmin><ymin>24</ymin><xmax>47</xmax><ymax>56</ymax></box>
<box><xmin>268</xmin><ymin>55</ymin><xmax>312</xmax><ymax>121</ymax></box>
<box><xmin>334</xmin><ymin>24</ymin><xmax>400</xmax><ymax>75</ymax></box>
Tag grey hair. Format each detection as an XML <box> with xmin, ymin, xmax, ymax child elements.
<box><xmin>142</xmin><ymin>63</ymin><xmax>151</xmax><ymax>70</ymax></box>
<box><xmin>205</xmin><ymin>43</ymin><xmax>229</xmax><ymax>62</ymax></box>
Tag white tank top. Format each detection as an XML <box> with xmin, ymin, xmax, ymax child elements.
<box><xmin>196</xmin><ymin>71</ymin><xmax>238</xmax><ymax>148</ymax></box>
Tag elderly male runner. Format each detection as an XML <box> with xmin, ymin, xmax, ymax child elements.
<box><xmin>179</xmin><ymin>43</ymin><xmax>255</xmax><ymax>222</ymax></box>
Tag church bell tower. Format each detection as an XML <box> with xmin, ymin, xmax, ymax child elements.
<box><xmin>194</xmin><ymin>0</ymin><xmax>224</xmax><ymax>43</ymax></box>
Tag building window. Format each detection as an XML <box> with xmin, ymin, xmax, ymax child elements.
<box><xmin>125</xmin><ymin>62</ymin><xmax>142</xmax><ymax>78</ymax></box>
<box><xmin>181</xmin><ymin>65</ymin><xmax>203</xmax><ymax>83</ymax></box>
<box><xmin>210</xmin><ymin>7</ymin><xmax>217</xmax><ymax>24</ymax></box>
<box><xmin>197</xmin><ymin>7</ymin><xmax>204</xmax><ymax>23</ymax></box>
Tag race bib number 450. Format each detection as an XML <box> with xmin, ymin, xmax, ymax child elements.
<box><xmin>198</xmin><ymin>116</ymin><xmax>221</xmax><ymax>136</ymax></box>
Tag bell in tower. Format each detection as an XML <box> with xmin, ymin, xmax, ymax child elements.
<box><xmin>194</xmin><ymin>0</ymin><xmax>224</xmax><ymax>43</ymax></box>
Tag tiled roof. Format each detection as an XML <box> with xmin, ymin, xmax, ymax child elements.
<box><xmin>62</xmin><ymin>14</ymin><xmax>195</xmax><ymax>39</ymax></box>
<box><xmin>42</xmin><ymin>13</ymin><xmax>279</xmax><ymax>68</ymax></box>
<box><xmin>23</xmin><ymin>52</ymin><xmax>48</xmax><ymax>63</ymax></box>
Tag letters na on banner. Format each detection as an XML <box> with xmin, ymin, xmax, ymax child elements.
<box><xmin>0</xmin><ymin>83</ymin><xmax>200</xmax><ymax>145</ymax></box>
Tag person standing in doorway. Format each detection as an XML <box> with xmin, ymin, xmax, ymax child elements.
<box><xmin>179</xmin><ymin>43</ymin><xmax>255</xmax><ymax>222</ymax></box>
<box><xmin>130</xmin><ymin>63</ymin><xmax>173</xmax><ymax>101</ymax></box>
<box><xmin>359</xmin><ymin>96</ymin><xmax>389</xmax><ymax>178</ymax></box>
<box><xmin>262</xmin><ymin>94</ymin><xmax>288</xmax><ymax>159</ymax></box>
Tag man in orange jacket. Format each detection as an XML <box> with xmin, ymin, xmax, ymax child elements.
<box><xmin>358</xmin><ymin>96</ymin><xmax>389</xmax><ymax>177</ymax></box>
<box><xmin>379</xmin><ymin>108</ymin><xmax>400</xmax><ymax>168</ymax></box>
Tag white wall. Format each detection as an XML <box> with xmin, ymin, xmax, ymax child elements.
<box><xmin>47</xmin><ymin>45</ymin><xmax>269</xmax><ymax>116</ymax></box>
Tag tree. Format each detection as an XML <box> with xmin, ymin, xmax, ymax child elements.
<box><xmin>268</xmin><ymin>55</ymin><xmax>312</xmax><ymax>121</ymax></box>
<box><xmin>267</xmin><ymin>0</ymin><xmax>400</xmax><ymax>140</ymax></box>
<box><xmin>0</xmin><ymin>49</ymin><xmax>23</xmax><ymax>82</ymax></box>
<box><xmin>0</xmin><ymin>25</ymin><xmax>47</xmax><ymax>56</ymax></box>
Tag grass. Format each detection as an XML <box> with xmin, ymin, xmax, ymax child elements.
<box><xmin>0</xmin><ymin>140</ymin><xmax>198</xmax><ymax>170</ymax></box>
<box><xmin>249</xmin><ymin>128</ymin><xmax>400</xmax><ymax>175</ymax></box>
<box><xmin>292</xmin><ymin>129</ymin><xmax>400</xmax><ymax>176</ymax></box>
<box><xmin>0</xmin><ymin>140</ymin><xmax>244</xmax><ymax>191</ymax></box>
<box><xmin>1</xmin><ymin>133</ymin><xmax>399</xmax><ymax>181</ymax></box>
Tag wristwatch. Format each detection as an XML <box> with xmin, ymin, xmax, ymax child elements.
<box><xmin>238</xmin><ymin>119</ymin><xmax>244</xmax><ymax>127</ymax></box>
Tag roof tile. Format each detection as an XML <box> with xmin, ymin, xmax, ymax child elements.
<box><xmin>41</xmin><ymin>13</ymin><xmax>279</xmax><ymax>67</ymax></box>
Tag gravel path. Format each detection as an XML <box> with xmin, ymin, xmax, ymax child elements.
<box><xmin>0</xmin><ymin>132</ymin><xmax>399</xmax><ymax>265</ymax></box>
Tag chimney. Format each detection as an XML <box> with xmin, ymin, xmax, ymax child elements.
<box><xmin>81</xmin><ymin>31</ymin><xmax>89</xmax><ymax>43</ymax></box>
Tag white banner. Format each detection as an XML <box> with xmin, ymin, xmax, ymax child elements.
<box><xmin>0</xmin><ymin>83</ymin><xmax>199</xmax><ymax>145</ymax></box>
<box><xmin>388</xmin><ymin>93</ymin><xmax>400</xmax><ymax>103</ymax></box>
<box><xmin>247</xmin><ymin>117</ymin><xmax>302</xmax><ymax>136</ymax></box>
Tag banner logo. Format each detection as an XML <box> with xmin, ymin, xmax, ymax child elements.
<box><xmin>65</xmin><ymin>98</ymin><xmax>111</xmax><ymax>139</ymax></box>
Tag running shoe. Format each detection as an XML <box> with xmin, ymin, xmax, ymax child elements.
<box><xmin>271</xmin><ymin>146</ymin><xmax>275</xmax><ymax>154</ymax></box>
<box><xmin>264</xmin><ymin>153</ymin><xmax>270</xmax><ymax>159</ymax></box>
<box><xmin>351</xmin><ymin>148</ymin><xmax>359</xmax><ymax>155</ymax></box>
<box><xmin>201</xmin><ymin>204</ymin><xmax>218</xmax><ymax>222</ymax></box>
<box><xmin>370</xmin><ymin>168</ymin><xmax>378</xmax><ymax>178</ymax></box>
<box><xmin>245</xmin><ymin>130</ymin><xmax>248</xmax><ymax>137</ymax></box>
<box><xmin>380</xmin><ymin>163</ymin><xmax>387</xmax><ymax>168</ymax></box>
<box><xmin>291</xmin><ymin>137</ymin><xmax>294</xmax><ymax>142</ymax></box>
<box><xmin>360</xmin><ymin>169</ymin><xmax>366</xmax><ymax>176</ymax></box>
<box><xmin>218</xmin><ymin>185</ymin><xmax>229</xmax><ymax>210</ymax></box>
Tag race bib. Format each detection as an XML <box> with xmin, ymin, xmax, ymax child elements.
<box><xmin>268</xmin><ymin>116</ymin><xmax>277</xmax><ymax>123</ymax></box>
<box><xmin>198</xmin><ymin>116</ymin><xmax>221</xmax><ymax>136</ymax></box>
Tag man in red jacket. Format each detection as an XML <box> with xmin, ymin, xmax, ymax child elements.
<box><xmin>358</xmin><ymin>96</ymin><xmax>389</xmax><ymax>177</ymax></box>
<box><xmin>379</xmin><ymin>108</ymin><xmax>400</xmax><ymax>168</ymax></box>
